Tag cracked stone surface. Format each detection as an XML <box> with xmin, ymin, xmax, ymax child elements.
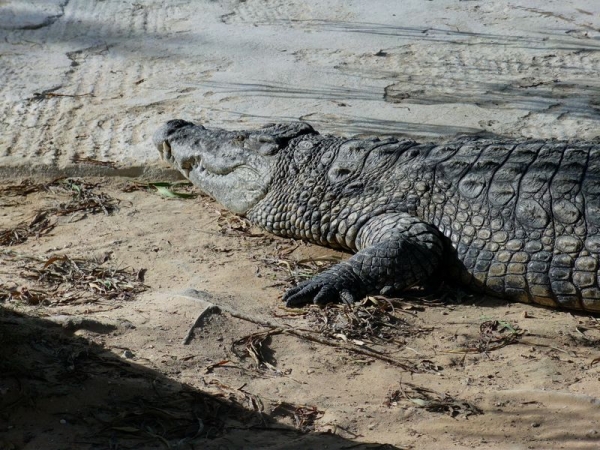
<box><xmin>0</xmin><ymin>0</ymin><xmax>599</xmax><ymax>178</ymax></box>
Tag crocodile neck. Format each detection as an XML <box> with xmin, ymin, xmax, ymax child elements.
<box><xmin>247</xmin><ymin>135</ymin><xmax>426</xmax><ymax>250</ymax></box>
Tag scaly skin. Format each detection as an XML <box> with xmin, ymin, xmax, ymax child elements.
<box><xmin>154</xmin><ymin>120</ymin><xmax>600</xmax><ymax>313</ymax></box>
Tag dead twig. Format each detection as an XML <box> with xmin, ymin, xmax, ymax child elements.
<box><xmin>272</xmin><ymin>402</ymin><xmax>324</xmax><ymax>432</ymax></box>
<box><xmin>32</xmin><ymin>91</ymin><xmax>94</xmax><ymax>101</ymax></box>
<box><xmin>0</xmin><ymin>285</ymin><xmax>49</xmax><ymax>305</ymax></box>
<box><xmin>0</xmin><ymin>211</ymin><xmax>56</xmax><ymax>246</ymax></box>
<box><xmin>385</xmin><ymin>382</ymin><xmax>482</xmax><ymax>418</ymax></box>
<box><xmin>448</xmin><ymin>320</ymin><xmax>524</xmax><ymax>354</ymax></box>
<box><xmin>188</xmin><ymin>302</ymin><xmax>418</xmax><ymax>372</ymax></box>
<box><xmin>0</xmin><ymin>179</ymin><xmax>58</xmax><ymax>196</ymax></box>
<box><xmin>216</xmin><ymin>208</ymin><xmax>264</xmax><ymax>236</ymax></box>
<box><xmin>231</xmin><ymin>329</ymin><xmax>292</xmax><ymax>376</ymax></box>
<box><xmin>305</xmin><ymin>296</ymin><xmax>431</xmax><ymax>346</ymax></box>
<box><xmin>262</xmin><ymin>254</ymin><xmax>341</xmax><ymax>287</ymax></box>
<box><xmin>122</xmin><ymin>181</ymin><xmax>198</xmax><ymax>199</ymax></box>
<box><xmin>49</xmin><ymin>178</ymin><xmax>119</xmax><ymax>216</ymax></box>
<box><xmin>0</xmin><ymin>178</ymin><xmax>120</xmax><ymax>247</ymax></box>
<box><xmin>7</xmin><ymin>252</ymin><xmax>147</xmax><ymax>305</ymax></box>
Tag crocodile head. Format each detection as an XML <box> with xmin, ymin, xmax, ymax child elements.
<box><xmin>153</xmin><ymin>120</ymin><xmax>316</xmax><ymax>214</ymax></box>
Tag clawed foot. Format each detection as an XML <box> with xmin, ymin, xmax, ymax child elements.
<box><xmin>283</xmin><ymin>270</ymin><xmax>364</xmax><ymax>307</ymax></box>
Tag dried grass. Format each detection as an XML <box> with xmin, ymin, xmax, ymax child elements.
<box><xmin>2</xmin><ymin>251</ymin><xmax>147</xmax><ymax>305</ymax></box>
<box><xmin>272</xmin><ymin>402</ymin><xmax>324</xmax><ymax>433</ymax></box>
<box><xmin>385</xmin><ymin>382</ymin><xmax>483</xmax><ymax>418</ymax></box>
<box><xmin>0</xmin><ymin>211</ymin><xmax>56</xmax><ymax>246</ymax></box>
<box><xmin>0</xmin><ymin>178</ymin><xmax>119</xmax><ymax>247</ymax></box>
<box><xmin>449</xmin><ymin>320</ymin><xmax>524</xmax><ymax>354</ymax></box>
<box><xmin>122</xmin><ymin>180</ymin><xmax>198</xmax><ymax>199</ymax></box>
<box><xmin>262</xmin><ymin>254</ymin><xmax>342</xmax><ymax>287</ymax></box>
<box><xmin>305</xmin><ymin>296</ymin><xmax>432</xmax><ymax>345</ymax></box>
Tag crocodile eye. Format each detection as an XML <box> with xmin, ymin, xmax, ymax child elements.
<box><xmin>258</xmin><ymin>135</ymin><xmax>275</xmax><ymax>143</ymax></box>
<box><xmin>334</xmin><ymin>168</ymin><xmax>350</xmax><ymax>176</ymax></box>
<box><xmin>328</xmin><ymin>165</ymin><xmax>353</xmax><ymax>183</ymax></box>
<box><xmin>258</xmin><ymin>143</ymin><xmax>280</xmax><ymax>156</ymax></box>
<box><xmin>245</xmin><ymin>134</ymin><xmax>281</xmax><ymax>155</ymax></box>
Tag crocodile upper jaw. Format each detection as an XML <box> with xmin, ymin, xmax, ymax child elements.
<box><xmin>153</xmin><ymin>120</ymin><xmax>276</xmax><ymax>215</ymax></box>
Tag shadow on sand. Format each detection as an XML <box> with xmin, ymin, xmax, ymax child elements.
<box><xmin>0</xmin><ymin>305</ymin><xmax>399</xmax><ymax>450</ymax></box>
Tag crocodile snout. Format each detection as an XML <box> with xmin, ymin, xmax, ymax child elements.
<box><xmin>153</xmin><ymin>119</ymin><xmax>201</xmax><ymax>158</ymax></box>
<box><xmin>154</xmin><ymin>120</ymin><xmax>207</xmax><ymax>179</ymax></box>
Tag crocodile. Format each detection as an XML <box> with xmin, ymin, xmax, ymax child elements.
<box><xmin>153</xmin><ymin>119</ymin><xmax>600</xmax><ymax>313</ymax></box>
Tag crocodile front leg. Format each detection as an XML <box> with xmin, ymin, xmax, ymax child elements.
<box><xmin>283</xmin><ymin>213</ymin><xmax>445</xmax><ymax>307</ymax></box>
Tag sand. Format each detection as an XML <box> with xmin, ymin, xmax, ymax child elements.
<box><xmin>1</xmin><ymin>1</ymin><xmax>600</xmax><ymax>449</ymax></box>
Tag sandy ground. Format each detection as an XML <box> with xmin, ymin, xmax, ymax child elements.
<box><xmin>1</xmin><ymin>1</ymin><xmax>600</xmax><ymax>177</ymax></box>
<box><xmin>1</xmin><ymin>179</ymin><xmax>600</xmax><ymax>450</ymax></box>
<box><xmin>1</xmin><ymin>0</ymin><xmax>600</xmax><ymax>449</ymax></box>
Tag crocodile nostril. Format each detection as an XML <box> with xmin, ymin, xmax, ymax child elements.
<box><xmin>165</xmin><ymin>119</ymin><xmax>194</xmax><ymax>134</ymax></box>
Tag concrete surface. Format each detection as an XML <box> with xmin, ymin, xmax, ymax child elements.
<box><xmin>1</xmin><ymin>0</ymin><xmax>599</xmax><ymax>178</ymax></box>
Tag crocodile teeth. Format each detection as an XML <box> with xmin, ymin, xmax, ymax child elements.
<box><xmin>182</xmin><ymin>168</ymin><xmax>190</xmax><ymax>178</ymax></box>
<box><xmin>162</xmin><ymin>141</ymin><xmax>172</xmax><ymax>160</ymax></box>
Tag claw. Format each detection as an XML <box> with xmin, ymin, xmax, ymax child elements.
<box><xmin>283</xmin><ymin>282</ymin><xmax>317</xmax><ymax>307</ymax></box>
<box><xmin>283</xmin><ymin>271</ymin><xmax>362</xmax><ymax>308</ymax></box>
<box><xmin>340</xmin><ymin>290</ymin><xmax>356</xmax><ymax>305</ymax></box>
<box><xmin>313</xmin><ymin>287</ymin><xmax>333</xmax><ymax>305</ymax></box>
<box><xmin>285</xmin><ymin>295</ymin><xmax>308</xmax><ymax>308</ymax></box>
